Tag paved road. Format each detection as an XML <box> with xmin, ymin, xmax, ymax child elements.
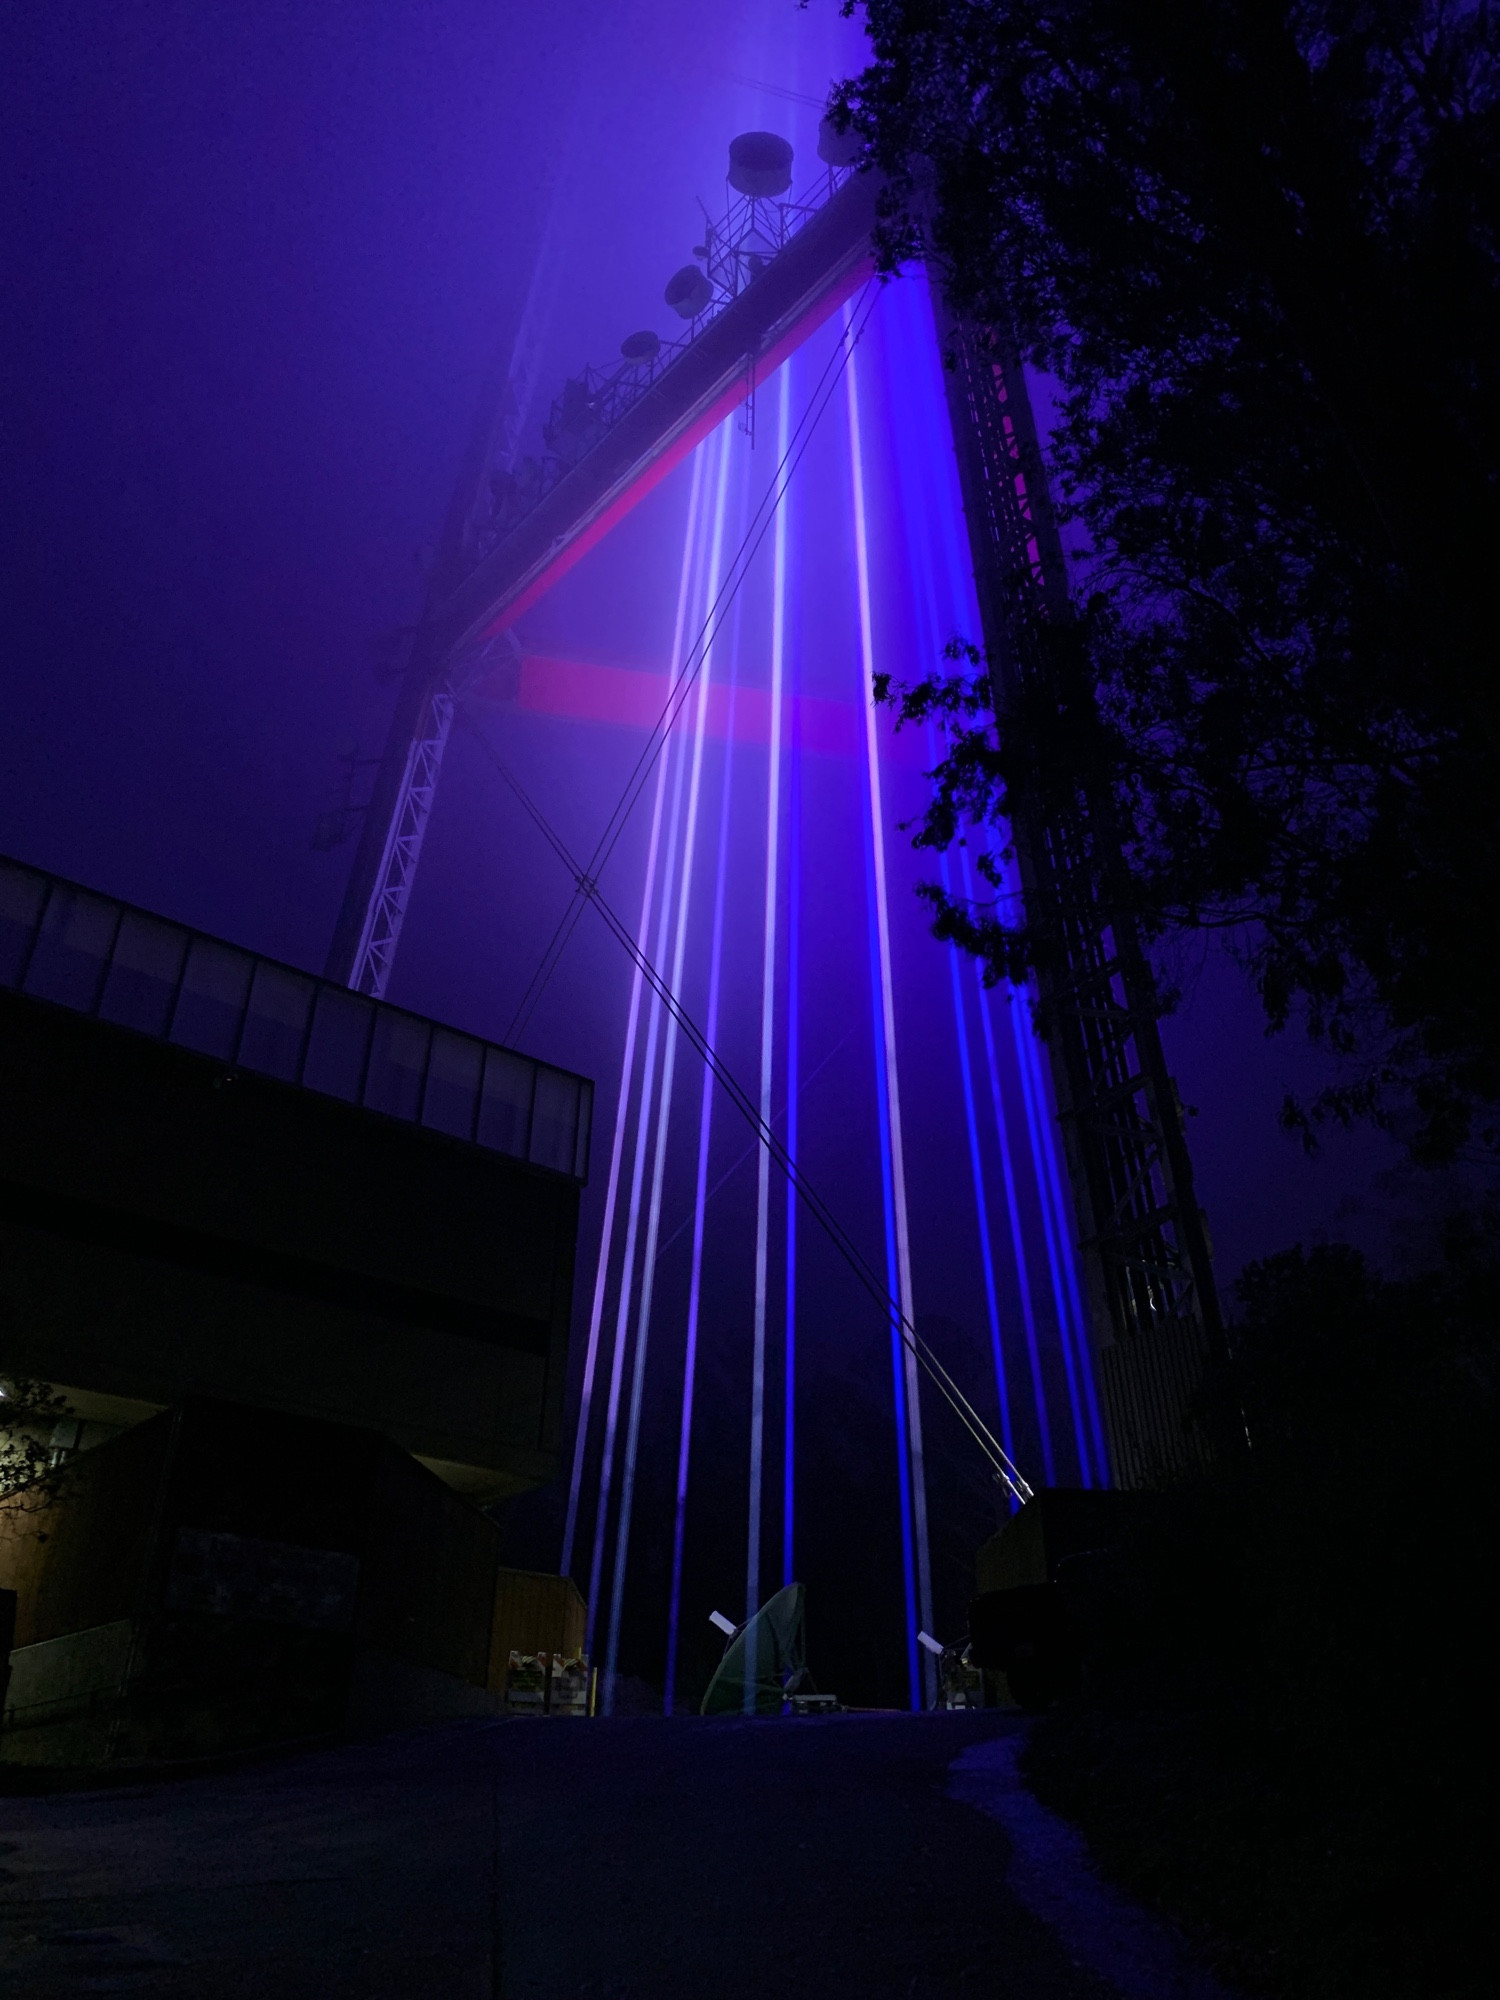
<box><xmin>0</xmin><ymin>1714</ymin><xmax>1127</xmax><ymax>1997</ymax></box>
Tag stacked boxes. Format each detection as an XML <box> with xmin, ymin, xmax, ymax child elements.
<box><xmin>489</xmin><ymin>1567</ymin><xmax>587</xmax><ymax>1713</ymax></box>
<box><xmin>504</xmin><ymin>1653</ymin><xmax>548</xmax><ymax>1714</ymax></box>
<box><xmin>549</xmin><ymin>1654</ymin><xmax>590</xmax><ymax>1716</ymax></box>
<box><xmin>504</xmin><ymin>1650</ymin><xmax>593</xmax><ymax>1716</ymax></box>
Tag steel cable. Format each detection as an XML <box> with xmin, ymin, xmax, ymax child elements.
<box><xmin>459</xmin><ymin>706</ymin><xmax>1035</xmax><ymax>1505</ymax></box>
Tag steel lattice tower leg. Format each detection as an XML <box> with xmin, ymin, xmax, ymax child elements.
<box><xmin>323</xmin><ymin>349</ymin><xmax>509</xmax><ymax>995</ymax></box>
<box><xmin>933</xmin><ymin>303</ymin><xmax>1225</xmax><ymax>1486</ymax></box>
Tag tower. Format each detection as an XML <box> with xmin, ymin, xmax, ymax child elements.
<box><xmin>325</xmin><ymin>145</ymin><xmax>1219</xmax><ymax>1535</ymax></box>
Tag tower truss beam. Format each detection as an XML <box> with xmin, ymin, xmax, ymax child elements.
<box><xmin>933</xmin><ymin>305</ymin><xmax>1225</xmax><ymax>1486</ymax></box>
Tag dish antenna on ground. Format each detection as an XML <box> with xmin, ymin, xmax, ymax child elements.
<box><xmin>701</xmin><ymin>1583</ymin><xmax>811</xmax><ymax>1716</ymax></box>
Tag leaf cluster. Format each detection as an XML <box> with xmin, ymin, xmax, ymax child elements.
<box><xmin>836</xmin><ymin>1</ymin><xmax>1500</xmax><ymax>1157</ymax></box>
<box><xmin>0</xmin><ymin>1376</ymin><xmax>75</xmax><ymax>1503</ymax></box>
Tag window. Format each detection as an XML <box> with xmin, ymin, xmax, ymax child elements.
<box><xmin>21</xmin><ymin>886</ymin><xmax>119</xmax><ymax>1013</ymax></box>
<box><xmin>238</xmin><ymin>962</ymin><xmax>315</xmax><ymax>1083</ymax></box>
<box><xmin>0</xmin><ymin>862</ymin><xmax>46</xmax><ymax>988</ymax></box>
<box><xmin>170</xmin><ymin>938</ymin><xmax>253</xmax><ymax>1060</ymax></box>
<box><xmin>422</xmin><ymin>1028</ymin><xmax>483</xmax><ymax>1141</ymax></box>
<box><xmin>478</xmin><ymin>1046</ymin><xmax>536</xmax><ymax>1157</ymax></box>
<box><xmin>302</xmin><ymin>986</ymin><xmax>376</xmax><ymax>1104</ymax></box>
<box><xmin>99</xmin><ymin>912</ymin><xmax>189</xmax><ymax>1038</ymax></box>
<box><xmin>529</xmin><ymin>1067</ymin><xmax>581</xmax><ymax>1175</ymax></box>
<box><xmin>363</xmin><ymin>1009</ymin><xmax>431</xmax><ymax>1121</ymax></box>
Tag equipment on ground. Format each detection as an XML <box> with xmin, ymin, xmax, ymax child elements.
<box><xmin>968</xmin><ymin>1488</ymin><xmax>1158</xmax><ymax>1709</ymax></box>
<box><xmin>701</xmin><ymin>1582</ymin><xmax>812</xmax><ymax>1716</ymax></box>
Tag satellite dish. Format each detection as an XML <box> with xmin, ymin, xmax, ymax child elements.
<box><xmin>620</xmin><ymin>329</ymin><xmax>662</xmax><ymax>363</ymax></box>
<box><xmin>817</xmin><ymin>114</ymin><xmax>861</xmax><ymax>168</ymax></box>
<box><xmin>727</xmin><ymin>131</ymin><xmax>793</xmax><ymax>198</ymax></box>
<box><xmin>664</xmin><ymin>263</ymin><xmax>714</xmax><ymax>320</ymax></box>
<box><xmin>700</xmin><ymin>1582</ymin><xmax>809</xmax><ymax>1716</ymax></box>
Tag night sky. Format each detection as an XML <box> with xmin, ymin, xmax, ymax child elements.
<box><xmin>3</xmin><ymin>2</ymin><xmax>1412</xmax><ymax>1704</ymax></box>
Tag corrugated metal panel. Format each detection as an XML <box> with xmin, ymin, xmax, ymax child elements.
<box><xmin>487</xmin><ymin>1567</ymin><xmax>585</xmax><ymax>1690</ymax></box>
<box><xmin>1099</xmin><ymin>1319</ymin><xmax>1212</xmax><ymax>1487</ymax></box>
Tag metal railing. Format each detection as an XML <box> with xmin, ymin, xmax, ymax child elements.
<box><xmin>0</xmin><ymin>853</ymin><xmax>592</xmax><ymax>1183</ymax></box>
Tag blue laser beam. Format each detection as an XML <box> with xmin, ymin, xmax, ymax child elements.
<box><xmin>562</xmin><ymin>442</ymin><xmax>709</xmax><ymax>1580</ymax></box>
<box><xmin>847</xmin><ymin>305</ymin><xmax>935</xmax><ymax>1710</ymax></box>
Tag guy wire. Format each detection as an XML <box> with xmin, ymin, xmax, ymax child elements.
<box><xmin>460</xmin><ymin>708</ymin><xmax>1035</xmax><ymax>1505</ymax></box>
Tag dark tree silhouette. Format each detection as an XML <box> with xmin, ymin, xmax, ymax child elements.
<box><xmin>833</xmin><ymin>0</ymin><xmax>1500</xmax><ymax>1157</ymax></box>
<box><xmin>0</xmin><ymin>1377</ymin><xmax>75</xmax><ymax>1501</ymax></box>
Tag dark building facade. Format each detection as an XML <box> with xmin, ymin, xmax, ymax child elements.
<box><xmin>0</xmin><ymin>852</ymin><xmax>593</xmax><ymax>1501</ymax></box>
<box><xmin>0</xmin><ymin>1398</ymin><xmax>589</xmax><ymax>1762</ymax></box>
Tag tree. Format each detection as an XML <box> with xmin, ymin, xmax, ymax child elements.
<box><xmin>0</xmin><ymin>1376</ymin><xmax>75</xmax><ymax>1501</ymax></box>
<box><xmin>833</xmin><ymin>0</ymin><xmax>1500</xmax><ymax>1158</ymax></box>
<box><xmin>1022</xmin><ymin>1222</ymin><xmax>1500</xmax><ymax>1996</ymax></box>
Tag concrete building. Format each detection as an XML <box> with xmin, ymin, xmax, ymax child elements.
<box><xmin>0</xmin><ymin>851</ymin><xmax>592</xmax><ymax>1500</ymax></box>
<box><xmin>0</xmin><ymin>851</ymin><xmax>592</xmax><ymax>1759</ymax></box>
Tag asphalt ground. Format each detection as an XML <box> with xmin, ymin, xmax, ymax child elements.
<box><xmin>0</xmin><ymin>1712</ymin><xmax>1163</xmax><ymax>1998</ymax></box>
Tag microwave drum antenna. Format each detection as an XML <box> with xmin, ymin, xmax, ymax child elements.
<box><xmin>817</xmin><ymin>115</ymin><xmax>861</xmax><ymax>168</ymax></box>
<box><xmin>727</xmin><ymin>131</ymin><xmax>793</xmax><ymax>198</ymax></box>
<box><xmin>664</xmin><ymin>265</ymin><xmax>714</xmax><ymax>320</ymax></box>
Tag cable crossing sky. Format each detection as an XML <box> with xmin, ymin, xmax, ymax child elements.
<box><xmin>478</xmin><ymin>274</ymin><xmax>1101</xmax><ymax>1715</ymax></box>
